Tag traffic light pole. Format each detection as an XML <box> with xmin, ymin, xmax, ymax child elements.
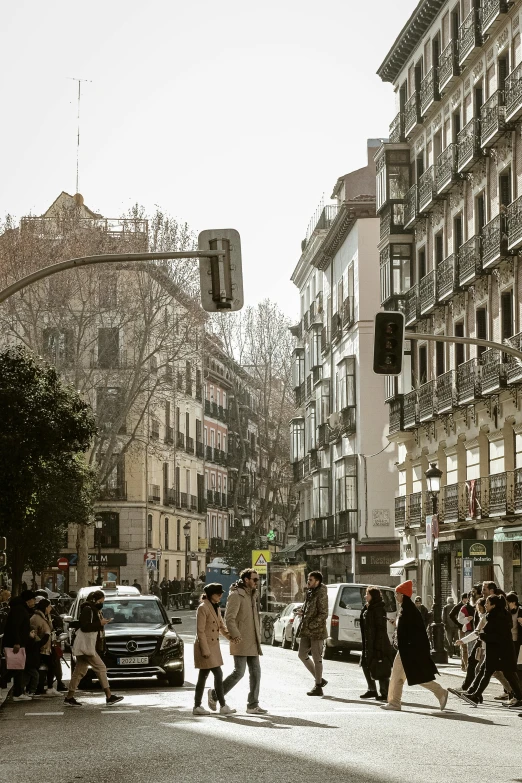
<box><xmin>404</xmin><ymin>331</ymin><xmax>522</xmax><ymax>362</ymax></box>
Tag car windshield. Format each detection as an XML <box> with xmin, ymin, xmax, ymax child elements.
<box><xmin>102</xmin><ymin>600</ymin><xmax>166</xmax><ymax>624</ymax></box>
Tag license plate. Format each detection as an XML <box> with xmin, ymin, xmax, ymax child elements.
<box><xmin>117</xmin><ymin>656</ymin><xmax>149</xmax><ymax>665</ymax></box>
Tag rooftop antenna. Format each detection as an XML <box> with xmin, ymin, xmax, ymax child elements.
<box><xmin>67</xmin><ymin>77</ymin><xmax>92</xmax><ymax>195</ymax></box>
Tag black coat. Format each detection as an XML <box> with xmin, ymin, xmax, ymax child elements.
<box><xmin>2</xmin><ymin>597</ymin><xmax>32</xmax><ymax>648</ymax></box>
<box><xmin>479</xmin><ymin>607</ymin><xmax>517</xmax><ymax>672</ymax></box>
<box><xmin>360</xmin><ymin>599</ymin><xmax>393</xmax><ymax>678</ymax></box>
<box><xmin>397</xmin><ymin>595</ymin><xmax>438</xmax><ymax>686</ymax></box>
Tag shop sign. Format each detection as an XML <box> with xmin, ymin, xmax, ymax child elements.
<box><xmin>60</xmin><ymin>553</ymin><xmax>127</xmax><ymax>566</ymax></box>
<box><xmin>358</xmin><ymin>553</ymin><xmax>397</xmax><ymax>573</ymax></box>
<box><xmin>462</xmin><ymin>540</ymin><xmax>493</xmax><ymax>564</ymax></box>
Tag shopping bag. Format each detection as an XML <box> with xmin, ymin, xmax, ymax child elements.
<box><xmin>4</xmin><ymin>647</ymin><xmax>27</xmax><ymax>670</ymax></box>
<box><xmin>72</xmin><ymin>630</ymin><xmax>97</xmax><ymax>656</ymax></box>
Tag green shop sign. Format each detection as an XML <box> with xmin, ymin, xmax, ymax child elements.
<box><xmin>462</xmin><ymin>539</ymin><xmax>493</xmax><ymax>564</ymax></box>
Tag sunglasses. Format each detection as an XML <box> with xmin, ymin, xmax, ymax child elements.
<box><xmin>250</xmin><ymin>577</ymin><xmax>259</xmax><ymax>583</ymax></box>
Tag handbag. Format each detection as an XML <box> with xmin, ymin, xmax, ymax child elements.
<box><xmin>4</xmin><ymin>646</ymin><xmax>26</xmax><ymax>670</ymax></box>
<box><xmin>370</xmin><ymin>656</ymin><xmax>392</xmax><ymax>680</ymax></box>
<box><xmin>72</xmin><ymin>629</ymin><xmax>98</xmax><ymax>656</ymax></box>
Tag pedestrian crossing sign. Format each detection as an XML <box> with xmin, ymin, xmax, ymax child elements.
<box><xmin>252</xmin><ymin>549</ymin><xmax>271</xmax><ymax>574</ymax></box>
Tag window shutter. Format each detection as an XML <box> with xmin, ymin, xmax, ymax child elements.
<box><xmin>501</xmin><ymin>291</ymin><xmax>513</xmax><ymax>340</ymax></box>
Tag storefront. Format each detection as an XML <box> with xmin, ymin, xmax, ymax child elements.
<box><xmin>389</xmin><ymin>557</ymin><xmax>418</xmax><ymax>593</ymax></box>
<box><xmin>493</xmin><ymin>526</ymin><xmax>522</xmax><ymax>594</ymax></box>
<box><xmin>58</xmin><ymin>552</ymin><xmax>128</xmax><ymax>590</ymax></box>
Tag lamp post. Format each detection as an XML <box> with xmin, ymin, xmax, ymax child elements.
<box><xmin>183</xmin><ymin>522</ymin><xmax>191</xmax><ymax>580</ymax></box>
<box><xmin>94</xmin><ymin>515</ymin><xmax>104</xmax><ymax>585</ymax></box>
<box><xmin>425</xmin><ymin>462</ymin><xmax>447</xmax><ymax>664</ymax></box>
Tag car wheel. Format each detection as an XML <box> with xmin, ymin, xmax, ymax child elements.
<box><xmin>282</xmin><ymin>630</ymin><xmax>291</xmax><ymax>649</ymax></box>
<box><xmin>271</xmin><ymin>629</ymin><xmax>280</xmax><ymax>646</ymax></box>
<box><xmin>166</xmin><ymin>668</ymin><xmax>185</xmax><ymax>687</ymax></box>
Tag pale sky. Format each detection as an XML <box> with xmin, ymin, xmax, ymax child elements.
<box><xmin>0</xmin><ymin>0</ymin><xmax>417</xmax><ymax>319</ymax></box>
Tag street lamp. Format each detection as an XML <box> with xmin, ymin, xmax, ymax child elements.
<box><xmin>94</xmin><ymin>515</ymin><xmax>104</xmax><ymax>585</ymax></box>
<box><xmin>425</xmin><ymin>462</ymin><xmax>447</xmax><ymax>665</ymax></box>
<box><xmin>183</xmin><ymin>522</ymin><xmax>191</xmax><ymax>580</ymax></box>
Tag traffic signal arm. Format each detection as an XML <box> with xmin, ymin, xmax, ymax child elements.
<box><xmin>406</xmin><ymin>332</ymin><xmax>522</xmax><ymax>362</ymax></box>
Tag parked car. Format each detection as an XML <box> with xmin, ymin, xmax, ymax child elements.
<box><xmin>323</xmin><ymin>583</ymin><xmax>397</xmax><ymax>659</ymax></box>
<box><xmin>271</xmin><ymin>602</ymin><xmax>302</xmax><ymax>649</ymax></box>
<box><xmin>62</xmin><ymin>585</ymin><xmax>185</xmax><ymax>686</ymax></box>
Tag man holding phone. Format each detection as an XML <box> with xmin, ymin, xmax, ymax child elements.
<box><xmin>64</xmin><ymin>590</ymin><xmax>123</xmax><ymax>707</ymax></box>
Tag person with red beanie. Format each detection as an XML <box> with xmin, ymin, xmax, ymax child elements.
<box><xmin>381</xmin><ymin>581</ymin><xmax>449</xmax><ymax>712</ymax></box>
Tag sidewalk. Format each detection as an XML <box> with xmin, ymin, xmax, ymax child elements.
<box><xmin>0</xmin><ymin>686</ymin><xmax>12</xmax><ymax>707</ymax></box>
<box><xmin>437</xmin><ymin>658</ymin><xmax>467</xmax><ymax>678</ymax></box>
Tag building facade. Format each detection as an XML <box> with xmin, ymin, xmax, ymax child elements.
<box><xmin>377</xmin><ymin>0</ymin><xmax>522</xmax><ymax>600</ymax></box>
<box><xmin>290</xmin><ymin>141</ymin><xmax>399</xmax><ymax>584</ymax></box>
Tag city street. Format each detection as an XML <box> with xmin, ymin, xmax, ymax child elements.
<box><xmin>2</xmin><ymin>610</ymin><xmax>522</xmax><ymax>783</ymax></box>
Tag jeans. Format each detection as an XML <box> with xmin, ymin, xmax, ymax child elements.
<box><xmin>25</xmin><ymin>667</ymin><xmax>39</xmax><ymax>694</ymax></box>
<box><xmin>12</xmin><ymin>670</ymin><xmax>26</xmax><ymax>698</ymax></box>
<box><xmin>361</xmin><ymin>660</ymin><xmax>389</xmax><ymax>698</ymax></box>
<box><xmin>387</xmin><ymin>652</ymin><xmax>446</xmax><ymax>708</ymax></box>
<box><xmin>195</xmin><ymin>666</ymin><xmax>225</xmax><ymax>707</ymax></box>
<box><xmin>298</xmin><ymin>636</ymin><xmax>323</xmax><ymax>685</ymax></box>
<box><xmin>213</xmin><ymin>656</ymin><xmax>261</xmax><ymax>708</ymax></box>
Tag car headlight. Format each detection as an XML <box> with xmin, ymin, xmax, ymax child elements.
<box><xmin>160</xmin><ymin>631</ymin><xmax>180</xmax><ymax>651</ymax></box>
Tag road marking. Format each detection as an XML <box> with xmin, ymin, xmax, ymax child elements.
<box><xmin>25</xmin><ymin>712</ymin><xmax>64</xmax><ymax>716</ymax></box>
<box><xmin>100</xmin><ymin>709</ymin><xmax>141</xmax><ymax>714</ymax></box>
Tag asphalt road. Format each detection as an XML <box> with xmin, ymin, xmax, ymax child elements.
<box><xmin>2</xmin><ymin>609</ymin><xmax>522</xmax><ymax>783</ymax></box>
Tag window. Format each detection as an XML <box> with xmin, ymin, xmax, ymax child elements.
<box><xmin>99</xmin><ymin>512</ymin><xmax>119</xmax><ymax>548</ymax></box>
<box><xmin>454</xmin><ymin>215</ymin><xmax>463</xmax><ymax>253</ymax></box>
<box><xmin>164</xmin><ymin>559</ymin><xmax>170</xmax><ymax>580</ymax></box>
<box><xmin>339</xmin><ymin>586</ymin><xmax>363</xmax><ymax>611</ymax></box>
<box><xmin>147</xmin><ymin>514</ymin><xmax>153</xmax><ymax>548</ymax></box>
<box><xmin>306</xmin><ymin>404</ymin><xmax>316</xmax><ymax>452</ymax></box>
<box><xmin>97</xmin><ymin>327</ymin><xmax>119</xmax><ymax>369</ymax></box>
<box><xmin>312</xmin><ymin>469</ymin><xmax>330</xmax><ymax>518</ymax></box>
<box><xmin>335</xmin><ymin>457</ymin><xmax>357</xmax><ymax>513</ymax></box>
<box><xmin>476</xmin><ymin>307</ymin><xmax>487</xmax><ymax>357</ymax></box>
<box><xmin>96</xmin><ymin>387</ymin><xmax>125</xmax><ymax>433</ymax></box>
<box><xmin>489</xmin><ymin>437</ymin><xmax>505</xmax><ymax>475</ymax></box>
<box><xmin>185</xmin><ymin>412</ymin><xmax>190</xmax><ymax>439</ymax></box>
<box><xmin>436</xmin><ymin>341</ymin><xmax>445</xmax><ymax>377</ymax></box>
<box><xmin>455</xmin><ymin>322</ymin><xmax>465</xmax><ymax>366</ymax></box>
<box><xmin>176</xmin><ymin>519</ymin><xmax>181</xmax><ymax>551</ymax></box>
<box><xmin>290</xmin><ymin>418</ymin><xmax>305</xmax><ymax>463</ymax></box>
<box><xmin>336</xmin><ymin>358</ymin><xmax>356</xmax><ymax>410</ymax></box>
<box><xmin>99</xmin><ymin>275</ymin><xmax>117</xmax><ymax>309</ymax></box>
<box><xmin>476</xmin><ymin>192</ymin><xmax>485</xmax><ymax>233</ymax></box>
<box><xmin>418</xmin><ymin>246</ymin><xmax>426</xmax><ymax>282</ymax></box>
<box><xmin>165</xmin><ymin>518</ymin><xmax>169</xmax><ymax>550</ymax></box>
<box><xmin>419</xmin><ymin>345</ymin><xmax>428</xmax><ymax>384</ymax></box>
<box><xmin>500</xmin><ymin>169</ymin><xmax>512</xmax><ymax>208</ymax></box>
<box><xmin>434</xmin><ymin>234</ymin><xmax>444</xmax><ymax>266</ymax></box>
<box><xmin>43</xmin><ymin>327</ymin><xmax>73</xmax><ymax>366</ymax></box>
<box><xmin>501</xmin><ymin>290</ymin><xmax>513</xmax><ymax>340</ymax></box>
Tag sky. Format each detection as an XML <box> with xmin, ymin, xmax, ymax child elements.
<box><xmin>0</xmin><ymin>0</ymin><xmax>418</xmax><ymax>320</ymax></box>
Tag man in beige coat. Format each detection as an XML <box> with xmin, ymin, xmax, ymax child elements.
<box><xmin>208</xmin><ymin>568</ymin><xmax>268</xmax><ymax>715</ymax></box>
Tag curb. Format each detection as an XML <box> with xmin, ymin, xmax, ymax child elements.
<box><xmin>0</xmin><ymin>686</ymin><xmax>12</xmax><ymax>707</ymax></box>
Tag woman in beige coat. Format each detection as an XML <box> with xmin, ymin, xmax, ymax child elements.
<box><xmin>193</xmin><ymin>583</ymin><xmax>238</xmax><ymax>716</ymax></box>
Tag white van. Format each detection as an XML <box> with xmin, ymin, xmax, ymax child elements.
<box><xmin>324</xmin><ymin>583</ymin><xmax>397</xmax><ymax>658</ymax></box>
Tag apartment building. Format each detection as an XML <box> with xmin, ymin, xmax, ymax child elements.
<box><xmin>289</xmin><ymin>141</ymin><xmax>399</xmax><ymax>584</ymax></box>
<box><xmin>377</xmin><ymin>0</ymin><xmax>522</xmax><ymax>599</ymax></box>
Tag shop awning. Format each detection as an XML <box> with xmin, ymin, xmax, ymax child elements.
<box><xmin>389</xmin><ymin>557</ymin><xmax>417</xmax><ymax>577</ymax></box>
<box><xmin>494</xmin><ymin>526</ymin><xmax>522</xmax><ymax>543</ymax></box>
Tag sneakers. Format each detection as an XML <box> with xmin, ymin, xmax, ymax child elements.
<box><xmin>359</xmin><ymin>690</ymin><xmax>378</xmax><ymax>699</ymax></box>
<box><xmin>461</xmin><ymin>693</ymin><xmax>479</xmax><ymax>707</ymax></box>
<box><xmin>380</xmin><ymin>703</ymin><xmax>401</xmax><ymax>711</ymax></box>
<box><xmin>320</xmin><ymin>679</ymin><xmax>328</xmax><ymax>688</ymax></box>
<box><xmin>307</xmin><ymin>685</ymin><xmax>323</xmax><ymax>697</ymax></box>
<box><xmin>207</xmin><ymin>689</ymin><xmax>217</xmax><ymax>712</ymax></box>
<box><xmin>64</xmin><ymin>697</ymin><xmax>82</xmax><ymax>707</ymax></box>
<box><xmin>13</xmin><ymin>694</ymin><xmax>32</xmax><ymax>702</ymax></box>
<box><xmin>246</xmin><ymin>706</ymin><xmax>268</xmax><ymax>714</ymax></box>
<box><xmin>448</xmin><ymin>687</ymin><xmax>463</xmax><ymax>699</ymax></box>
<box><xmin>494</xmin><ymin>693</ymin><xmax>510</xmax><ymax>701</ymax></box>
<box><xmin>45</xmin><ymin>688</ymin><xmax>60</xmax><ymax>697</ymax></box>
<box><xmin>439</xmin><ymin>690</ymin><xmax>449</xmax><ymax>711</ymax></box>
<box><xmin>106</xmin><ymin>695</ymin><xmax>124</xmax><ymax>706</ymax></box>
<box><xmin>506</xmin><ymin>700</ymin><xmax>522</xmax><ymax>710</ymax></box>
<box><xmin>219</xmin><ymin>704</ymin><xmax>236</xmax><ymax>715</ymax></box>
<box><xmin>193</xmin><ymin>705</ymin><xmax>211</xmax><ymax>715</ymax></box>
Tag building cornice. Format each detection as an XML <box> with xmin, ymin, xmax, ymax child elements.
<box><xmin>311</xmin><ymin>198</ymin><xmax>376</xmax><ymax>271</ymax></box>
<box><xmin>377</xmin><ymin>0</ymin><xmax>446</xmax><ymax>84</ymax></box>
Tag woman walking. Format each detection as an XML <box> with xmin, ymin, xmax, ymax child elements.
<box><xmin>30</xmin><ymin>598</ymin><xmax>60</xmax><ymax>696</ymax></box>
<box><xmin>359</xmin><ymin>586</ymin><xmax>393</xmax><ymax>701</ymax></box>
<box><xmin>193</xmin><ymin>583</ymin><xmax>237</xmax><ymax>716</ymax></box>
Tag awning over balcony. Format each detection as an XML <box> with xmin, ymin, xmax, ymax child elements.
<box><xmin>390</xmin><ymin>556</ymin><xmax>417</xmax><ymax>577</ymax></box>
<box><xmin>493</xmin><ymin>525</ymin><xmax>522</xmax><ymax>543</ymax></box>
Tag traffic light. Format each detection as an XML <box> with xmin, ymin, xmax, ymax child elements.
<box><xmin>373</xmin><ymin>312</ymin><xmax>405</xmax><ymax>375</ymax></box>
<box><xmin>198</xmin><ymin>229</ymin><xmax>244</xmax><ymax>312</ymax></box>
<box><xmin>267</xmin><ymin>530</ymin><xmax>276</xmax><ymax>543</ymax></box>
<box><xmin>0</xmin><ymin>536</ymin><xmax>6</xmax><ymax>568</ymax></box>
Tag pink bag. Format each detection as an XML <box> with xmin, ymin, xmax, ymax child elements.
<box><xmin>4</xmin><ymin>647</ymin><xmax>26</xmax><ymax>670</ymax></box>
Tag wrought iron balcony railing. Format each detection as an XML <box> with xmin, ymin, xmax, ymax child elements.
<box><xmin>404</xmin><ymin>91</ymin><xmax>421</xmax><ymax>137</ymax></box>
<box><xmin>459</xmin><ymin>7</ymin><xmax>481</xmax><ymax>66</ymax></box>
<box><xmin>436</xmin><ymin>143</ymin><xmax>458</xmax><ymax>194</ymax></box>
<box><xmin>317</xmin><ymin>422</ymin><xmax>329</xmax><ymax>449</ymax></box>
<box><xmin>515</xmin><ymin>467</ymin><xmax>522</xmax><ymax>514</ymax></box>
<box><xmin>481</xmin><ymin>90</ymin><xmax>509</xmax><ymax>148</ymax></box>
<box><xmin>389</xmin><ymin>112</ymin><xmax>405</xmax><ymax>143</ymax></box>
<box><xmin>507</xmin><ymin>194</ymin><xmax>522</xmax><ymax>252</ymax></box>
<box><xmin>465</xmin><ymin>478</ymin><xmax>488</xmax><ymax>520</ymax></box>
<box><xmin>482</xmin><ymin>213</ymin><xmax>508</xmax><ymax>270</ymax></box>
<box><xmin>441</xmin><ymin>482</ymin><xmax>465</xmax><ymax>524</ymax></box>
<box><xmin>507</xmin><ymin>332</ymin><xmax>522</xmax><ymax>385</ymax></box>
<box><xmin>457</xmin><ymin>118</ymin><xmax>481</xmax><ymax>173</ymax></box>
<box><xmin>418</xmin><ymin>166</ymin><xmax>437</xmax><ymax>212</ymax></box>
<box><xmin>458</xmin><ymin>234</ymin><xmax>482</xmax><ymax>287</ymax></box>
<box><xmin>506</xmin><ymin>61</ymin><xmax>522</xmax><ymax>124</ymax></box>
<box><xmin>489</xmin><ymin>471</ymin><xmax>514</xmax><ymax>517</ymax></box>
<box><xmin>438</xmin><ymin>39</ymin><xmax>459</xmax><ymax>93</ymax></box>
<box><xmin>437</xmin><ymin>253</ymin><xmax>458</xmax><ymax>302</ymax></box>
<box><xmin>388</xmin><ymin>396</ymin><xmax>404</xmax><ymax>435</ymax></box>
<box><xmin>395</xmin><ymin>495</ymin><xmax>406</xmax><ymax>528</ymax></box>
<box><xmin>380</xmin><ymin>203</ymin><xmax>407</xmax><ymax>239</ymax></box>
<box><xmin>409</xmin><ymin>491</ymin><xmax>424</xmax><ymax>528</ymax></box>
<box><xmin>403</xmin><ymin>390</ymin><xmax>418</xmax><ymax>429</ymax></box>
<box><xmin>457</xmin><ymin>358</ymin><xmax>482</xmax><ymax>404</ymax></box>
<box><xmin>480</xmin><ymin>348</ymin><xmax>508</xmax><ymax>395</ymax></box>
<box><xmin>419</xmin><ymin>270</ymin><xmax>437</xmax><ymax>315</ymax></box>
<box><xmin>418</xmin><ymin>379</ymin><xmax>437</xmax><ymax>422</ymax></box>
<box><xmin>404</xmin><ymin>184</ymin><xmax>419</xmax><ymax>228</ymax></box>
<box><xmin>405</xmin><ymin>284</ymin><xmax>420</xmax><ymax>327</ymax></box>
<box><xmin>482</xmin><ymin>0</ymin><xmax>508</xmax><ymax>36</ymax></box>
<box><xmin>420</xmin><ymin>67</ymin><xmax>439</xmax><ymax>116</ymax></box>
<box><xmin>436</xmin><ymin>370</ymin><xmax>457</xmax><ymax>414</ymax></box>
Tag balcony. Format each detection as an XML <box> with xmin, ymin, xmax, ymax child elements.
<box><xmin>180</xmin><ymin>492</ymin><xmax>188</xmax><ymax>509</ymax></box>
<box><xmin>441</xmin><ymin>483</ymin><xmax>464</xmax><ymax>524</ymax></box>
<box><xmin>465</xmin><ymin>478</ymin><xmax>488</xmax><ymax>520</ymax></box>
<box><xmin>480</xmin><ymin>348</ymin><xmax>507</xmax><ymax>395</ymax></box>
<box><xmin>457</xmin><ymin>118</ymin><xmax>481</xmax><ymax>174</ymax></box>
<box><xmin>380</xmin><ymin>204</ymin><xmax>407</xmax><ymax>239</ymax></box>
<box><xmin>176</xmin><ymin>431</ymin><xmax>185</xmax><ymax>450</ymax></box>
<box><xmin>515</xmin><ymin>468</ymin><xmax>522</xmax><ymax>514</ymax></box>
<box><xmin>481</xmin><ymin>90</ymin><xmax>509</xmax><ymax>148</ymax></box>
<box><xmin>186</xmin><ymin>436</ymin><xmax>194</xmax><ymax>455</ymax></box>
<box><xmin>419</xmin><ymin>270</ymin><xmax>437</xmax><ymax>315</ymax></box>
<box><xmin>389</xmin><ymin>111</ymin><xmax>405</xmax><ymax>143</ymax></box>
<box><xmin>341</xmin><ymin>297</ymin><xmax>355</xmax><ymax>329</ymax></box>
<box><xmin>458</xmin><ymin>234</ymin><xmax>482</xmax><ymax>287</ymax></box>
<box><xmin>148</xmin><ymin>484</ymin><xmax>160</xmax><ymax>503</ymax></box>
<box><xmin>321</xmin><ymin>326</ymin><xmax>329</xmax><ymax>355</ymax></box>
<box><xmin>196</xmin><ymin>440</ymin><xmax>204</xmax><ymax>458</ymax></box>
<box><xmin>482</xmin><ymin>213</ymin><xmax>508</xmax><ymax>270</ymax></box>
<box><xmin>437</xmin><ymin>254</ymin><xmax>458</xmax><ymax>302</ymax></box>
<box><xmin>405</xmin><ymin>284</ymin><xmax>420</xmax><ymax>327</ymax></box>
<box><xmin>404</xmin><ymin>184</ymin><xmax>419</xmax><ymax>228</ymax></box>
<box><xmin>339</xmin><ymin>406</ymin><xmax>356</xmax><ymax>435</ymax></box>
<box><xmin>388</xmin><ymin>396</ymin><xmax>404</xmax><ymax>435</ymax></box>
<box><xmin>404</xmin><ymin>92</ymin><xmax>421</xmax><ymax>138</ymax></box>
<box><xmin>506</xmin><ymin>61</ymin><xmax>522</xmax><ymax>123</ymax></box>
<box><xmin>403</xmin><ymin>390</ymin><xmax>418</xmax><ymax>429</ymax></box>
<box><xmin>436</xmin><ymin>370</ymin><xmax>457</xmax><ymax>414</ymax></box>
<box><xmin>459</xmin><ymin>7</ymin><xmax>481</xmax><ymax>66</ymax></box>
<box><xmin>418</xmin><ymin>166</ymin><xmax>437</xmax><ymax>212</ymax></box>
<box><xmin>507</xmin><ymin>194</ymin><xmax>522</xmax><ymax>252</ymax></box>
<box><xmin>409</xmin><ymin>491</ymin><xmax>423</xmax><ymax>528</ymax></box>
<box><xmin>438</xmin><ymin>39</ymin><xmax>459</xmax><ymax>93</ymax></box>
<box><xmin>317</xmin><ymin>422</ymin><xmax>329</xmax><ymax>450</ymax></box>
<box><xmin>457</xmin><ymin>358</ymin><xmax>482</xmax><ymax>404</ymax></box>
<box><xmin>164</xmin><ymin>425</ymin><xmax>174</xmax><ymax>445</ymax></box>
<box><xmin>331</xmin><ymin>312</ymin><xmax>342</xmax><ymax>343</ymax></box>
<box><xmin>436</xmin><ymin>144</ymin><xmax>458</xmax><ymax>194</ymax></box>
<box><xmin>165</xmin><ymin>487</ymin><xmax>178</xmax><ymax>507</ymax></box>
<box><xmin>507</xmin><ymin>332</ymin><xmax>522</xmax><ymax>384</ymax></box>
<box><xmin>482</xmin><ymin>0</ymin><xmax>508</xmax><ymax>37</ymax></box>
<box><xmin>395</xmin><ymin>496</ymin><xmax>406</xmax><ymax>529</ymax></box>
<box><xmin>418</xmin><ymin>380</ymin><xmax>437</xmax><ymax>422</ymax></box>
<box><xmin>295</xmin><ymin>381</ymin><xmax>305</xmax><ymax>407</ymax></box>
<box><xmin>420</xmin><ymin>67</ymin><xmax>439</xmax><ymax>116</ymax></box>
<box><xmin>489</xmin><ymin>471</ymin><xmax>514</xmax><ymax>517</ymax></box>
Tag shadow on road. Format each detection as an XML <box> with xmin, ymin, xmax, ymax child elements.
<box><xmin>218</xmin><ymin>713</ymin><xmax>338</xmax><ymax>730</ymax></box>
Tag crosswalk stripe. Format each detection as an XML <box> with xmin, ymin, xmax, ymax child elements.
<box><xmin>25</xmin><ymin>712</ymin><xmax>64</xmax><ymax>716</ymax></box>
<box><xmin>100</xmin><ymin>709</ymin><xmax>140</xmax><ymax>714</ymax></box>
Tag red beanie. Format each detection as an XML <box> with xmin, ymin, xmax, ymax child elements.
<box><xmin>396</xmin><ymin>580</ymin><xmax>413</xmax><ymax>598</ymax></box>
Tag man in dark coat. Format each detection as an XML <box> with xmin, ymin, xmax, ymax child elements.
<box><xmin>3</xmin><ymin>590</ymin><xmax>36</xmax><ymax>700</ymax></box>
<box><xmin>381</xmin><ymin>580</ymin><xmax>448</xmax><ymax>712</ymax></box>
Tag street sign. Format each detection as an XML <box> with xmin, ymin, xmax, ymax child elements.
<box><xmin>462</xmin><ymin>539</ymin><xmax>493</xmax><ymax>564</ymax></box>
<box><xmin>144</xmin><ymin>551</ymin><xmax>155</xmax><ymax>562</ymax></box>
<box><xmin>57</xmin><ymin>557</ymin><xmax>69</xmax><ymax>571</ymax></box>
<box><xmin>198</xmin><ymin>229</ymin><xmax>244</xmax><ymax>312</ymax></box>
<box><xmin>146</xmin><ymin>558</ymin><xmax>157</xmax><ymax>571</ymax></box>
<box><xmin>252</xmin><ymin>549</ymin><xmax>271</xmax><ymax>574</ymax></box>
<box><xmin>198</xmin><ymin>538</ymin><xmax>209</xmax><ymax>550</ymax></box>
<box><xmin>463</xmin><ymin>558</ymin><xmax>473</xmax><ymax>593</ymax></box>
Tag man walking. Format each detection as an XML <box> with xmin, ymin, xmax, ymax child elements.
<box><xmin>296</xmin><ymin>571</ymin><xmax>328</xmax><ymax>696</ymax></box>
<box><xmin>442</xmin><ymin>597</ymin><xmax>460</xmax><ymax>657</ymax></box>
<box><xmin>208</xmin><ymin>568</ymin><xmax>267</xmax><ymax>714</ymax></box>
<box><xmin>381</xmin><ymin>580</ymin><xmax>448</xmax><ymax>712</ymax></box>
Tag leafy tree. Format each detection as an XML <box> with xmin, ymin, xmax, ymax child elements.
<box><xmin>0</xmin><ymin>346</ymin><xmax>97</xmax><ymax>593</ymax></box>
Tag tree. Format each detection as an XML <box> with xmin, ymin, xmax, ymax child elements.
<box><xmin>0</xmin><ymin>346</ymin><xmax>97</xmax><ymax>593</ymax></box>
